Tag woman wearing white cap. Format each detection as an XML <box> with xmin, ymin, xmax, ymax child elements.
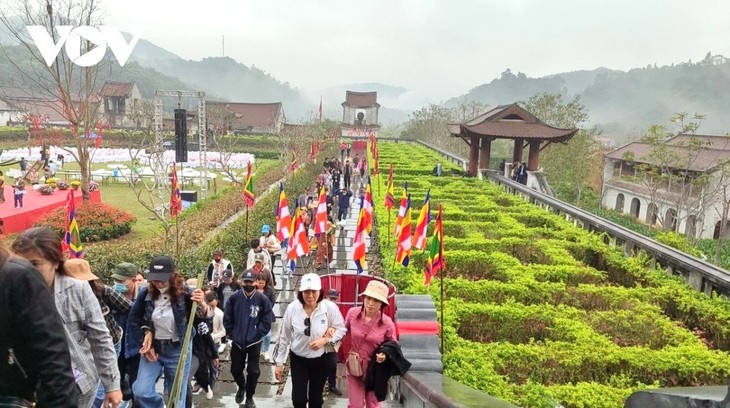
<box><xmin>343</xmin><ymin>280</ymin><xmax>396</xmax><ymax>408</ymax></box>
<box><xmin>274</xmin><ymin>273</ymin><xmax>346</xmax><ymax>408</ymax></box>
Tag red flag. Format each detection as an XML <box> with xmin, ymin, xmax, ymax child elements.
<box><xmin>287</xmin><ymin>208</ymin><xmax>310</xmax><ymax>268</ymax></box>
<box><xmin>170</xmin><ymin>162</ymin><xmax>182</xmax><ymax>218</ymax></box>
<box><xmin>412</xmin><ymin>190</ymin><xmax>431</xmax><ymax>251</ymax></box>
<box><xmin>394</xmin><ymin>182</ymin><xmax>408</xmax><ymax>236</ymax></box>
<box><xmin>353</xmin><ymin>196</ymin><xmax>367</xmax><ymax>273</ymax></box>
<box><xmin>276</xmin><ymin>183</ymin><xmax>292</xmax><ymax>242</ymax></box>
<box><xmin>395</xmin><ymin>195</ymin><xmax>412</xmax><ymax>267</ymax></box>
<box><xmin>94</xmin><ymin>133</ymin><xmax>102</xmax><ymax>148</ymax></box>
<box><xmin>314</xmin><ymin>186</ymin><xmax>327</xmax><ymax>235</ymax></box>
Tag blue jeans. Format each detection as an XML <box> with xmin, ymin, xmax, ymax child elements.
<box><xmin>92</xmin><ymin>341</ymin><xmax>129</xmax><ymax>408</ymax></box>
<box><xmin>262</xmin><ymin>331</ymin><xmax>271</xmax><ymax>352</ymax></box>
<box><xmin>133</xmin><ymin>340</ymin><xmax>192</xmax><ymax>408</ymax></box>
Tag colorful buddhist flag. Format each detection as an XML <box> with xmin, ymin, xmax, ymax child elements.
<box><xmin>363</xmin><ymin>179</ymin><xmax>373</xmax><ymax>234</ymax></box>
<box><xmin>314</xmin><ymin>186</ymin><xmax>327</xmax><ymax>235</ymax></box>
<box><xmin>170</xmin><ymin>162</ymin><xmax>182</xmax><ymax>218</ymax></box>
<box><xmin>424</xmin><ymin>204</ymin><xmax>444</xmax><ymax>285</ymax></box>
<box><xmin>289</xmin><ymin>150</ymin><xmax>298</xmax><ymax>173</ymax></box>
<box><xmin>395</xmin><ymin>195</ymin><xmax>412</xmax><ymax>267</ymax></box>
<box><xmin>353</xmin><ymin>196</ymin><xmax>367</xmax><ymax>273</ymax></box>
<box><xmin>243</xmin><ymin>162</ymin><xmax>255</xmax><ymax>208</ymax></box>
<box><xmin>63</xmin><ymin>190</ymin><xmax>83</xmax><ymax>259</ymax></box>
<box><xmin>393</xmin><ymin>182</ymin><xmax>408</xmax><ymax>236</ymax></box>
<box><xmin>287</xmin><ymin>208</ymin><xmax>310</xmax><ymax>270</ymax></box>
<box><xmin>412</xmin><ymin>190</ymin><xmax>431</xmax><ymax>251</ymax></box>
<box><xmin>276</xmin><ymin>183</ymin><xmax>292</xmax><ymax>243</ymax></box>
<box><xmin>384</xmin><ymin>164</ymin><xmax>395</xmax><ymax>210</ymax></box>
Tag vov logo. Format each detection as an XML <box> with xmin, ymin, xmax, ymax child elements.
<box><xmin>26</xmin><ymin>26</ymin><xmax>143</xmax><ymax>67</ymax></box>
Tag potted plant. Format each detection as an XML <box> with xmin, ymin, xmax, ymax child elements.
<box><xmin>70</xmin><ymin>180</ymin><xmax>81</xmax><ymax>190</ymax></box>
<box><xmin>57</xmin><ymin>180</ymin><xmax>69</xmax><ymax>190</ymax></box>
<box><xmin>89</xmin><ymin>180</ymin><xmax>99</xmax><ymax>192</ymax></box>
<box><xmin>45</xmin><ymin>177</ymin><xmax>57</xmax><ymax>188</ymax></box>
<box><xmin>38</xmin><ymin>184</ymin><xmax>55</xmax><ymax>195</ymax></box>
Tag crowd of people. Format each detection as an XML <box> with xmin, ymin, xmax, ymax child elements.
<box><xmin>0</xmin><ymin>149</ymin><xmax>412</xmax><ymax>408</ymax></box>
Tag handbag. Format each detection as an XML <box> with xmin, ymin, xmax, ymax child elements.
<box><xmin>347</xmin><ymin>351</ymin><xmax>363</xmax><ymax>377</ymax></box>
<box><xmin>347</xmin><ymin>318</ymin><xmax>374</xmax><ymax>378</ymax></box>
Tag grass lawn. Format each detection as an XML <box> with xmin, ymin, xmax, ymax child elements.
<box><xmin>1</xmin><ymin>158</ymin><xmax>279</xmax><ymax>239</ymax></box>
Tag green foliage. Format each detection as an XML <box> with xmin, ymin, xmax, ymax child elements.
<box><xmin>370</xmin><ymin>141</ymin><xmax>730</xmax><ymax>408</ymax></box>
<box><xmin>34</xmin><ymin>202</ymin><xmax>136</xmax><ymax>242</ymax></box>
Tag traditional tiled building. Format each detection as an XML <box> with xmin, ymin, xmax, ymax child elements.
<box><xmin>340</xmin><ymin>91</ymin><xmax>380</xmax><ymax>136</ymax></box>
<box><xmin>602</xmin><ymin>134</ymin><xmax>730</xmax><ymax>239</ymax></box>
<box><xmin>99</xmin><ymin>81</ymin><xmax>144</xmax><ymax>128</ymax></box>
<box><xmin>206</xmin><ymin>101</ymin><xmax>284</xmax><ymax>134</ymax></box>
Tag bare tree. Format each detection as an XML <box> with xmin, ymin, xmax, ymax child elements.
<box><xmin>712</xmin><ymin>161</ymin><xmax>730</xmax><ymax>263</ymax></box>
<box><xmin>0</xmin><ymin>0</ymin><xmax>108</xmax><ymax>202</ymax></box>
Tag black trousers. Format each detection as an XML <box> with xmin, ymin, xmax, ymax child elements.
<box><xmin>289</xmin><ymin>352</ymin><xmax>328</xmax><ymax>408</ymax></box>
<box><xmin>325</xmin><ymin>351</ymin><xmax>337</xmax><ymax>388</ymax></box>
<box><xmin>230</xmin><ymin>342</ymin><xmax>262</xmax><ymax>399</ymax></box>
<box><xmin>337</xmin><ymin>207</ymin><xmax>348</xmax><ymax>221</ymax></box>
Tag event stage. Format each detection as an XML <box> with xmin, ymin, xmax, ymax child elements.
<box><xmin>0</xmin><ymin>189</ymin><xmax>101</xmax><ymax>235</ymax></box>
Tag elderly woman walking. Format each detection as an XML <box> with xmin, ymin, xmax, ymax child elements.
<box><xmin>274</xmin><ymin>273</ymin><xmax>346</xmax><ymax>408</ymax></box>
<box><xmin>343</xmin><ymin>280</ymin><xmax>397</xmax><ymax>408</ymax></box>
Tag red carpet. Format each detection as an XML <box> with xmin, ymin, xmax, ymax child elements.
<box><xmin>0</xmin><ymin>189</ymin><xmax>101</xmax><ymax>235</ymax></box>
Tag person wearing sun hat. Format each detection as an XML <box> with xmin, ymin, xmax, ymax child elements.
<box><xmin>342</xmin><ymin>280</ymin><xmax>397</xmax><ymax>408</ymax></box>
<box><xmin>66</xmin><ymin>258</ymin><xmax>133</xmax><ymax>408</ymax></box>
<box><xmin>260</xmin><ymin>224</ymin><xmax>282</xmax><ymax>269</ymax></box>
<box><xmin>274</xmin><ymin>273</ymin><xmax>346</xmax><ymax>408</ymax></box>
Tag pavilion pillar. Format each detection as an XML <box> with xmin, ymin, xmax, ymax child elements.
<box><xmin>528</xmin><ymin>140</ymin><xmax>541</xmax><ymax>171</ymax></box>
<box><xmin>468</xmin><ymin>135</ymin><xmax>479</xmax><ymax>176</ymax></box>
<box><xmin>479</xmin><ymin>138</ymin><xmax>492</xmax><ymax>171</ymax></box>
<box><xmin>512</xmin><ymin>138</ymin><xmax>524</xmax><ymax>164</ymax></box>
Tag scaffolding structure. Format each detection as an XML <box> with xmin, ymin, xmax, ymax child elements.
<box><xmin>153</xmin><ymin>90</ymin><xmax>208</xmax><ymax>200</ymax></box>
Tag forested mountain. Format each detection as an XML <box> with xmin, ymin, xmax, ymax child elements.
<box><xmin>447</xmin><ymin>54</ymin><xmax>730</xmax><ymax>140</ymax></box>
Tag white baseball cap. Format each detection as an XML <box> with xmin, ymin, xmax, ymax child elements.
<box><xmin>299</xmin><ymin>273</ymin><xmax>322</xmax><ymax>291</ymax></box>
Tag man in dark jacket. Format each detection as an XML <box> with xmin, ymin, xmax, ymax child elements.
<box><xmin>0</xmin><ymin>255</ymin><xmax>78</xmax><ymax>407</ymax></box>
<box><xmin>336</xmin><ymin>188</ymin><xmax>353</xmax><ymax>222</ymax></box>
<box><xmin>223</xmin><ymin>270</ymin><xmax>274</xmax><ymax>408</ymax></box>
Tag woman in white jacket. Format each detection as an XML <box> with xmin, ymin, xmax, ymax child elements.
<box><xmin>274</xmin><ymin>274</ymin><xmax>346</xmax><ymax>408</ymax></box>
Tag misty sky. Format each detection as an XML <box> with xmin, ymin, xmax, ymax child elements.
<box><xmin>105</xmin><ymin>0</ymin><xmax>730</xmax><ymax>107</ymax></box>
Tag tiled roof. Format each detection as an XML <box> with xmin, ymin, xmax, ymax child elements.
<box><xmin>99</xmin><ymin>82</ymin><xmax>135</xmax><ymax>97</ymax></box>
<box><xmin>666</xmin><ymin>134</ymin><xmax>730</xmax><ymax>151</ymax></box>
<box><xmin>343</xmin><ymin>91</ymin><xmax>379</xmax><ymax>108</ymax></box>
<box><xmin>605</xmin><ymin>141</ymin><xmax>730</xmax><ymax>172</ymax></box>
<box><xmin>449</xmin><ymin>103</ymin><xmax>578</xmax><ymax>141</ymax></box>
<box><xmin>207</xmin><ymin>102</ymin><xmax>282</xmax><ymax>129</ymax></box>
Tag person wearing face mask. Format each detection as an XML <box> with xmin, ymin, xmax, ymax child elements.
<box><xmin>223</xmin><ymin>270</ymin><xmax>274</xmax><ymax>408</ymax></box>
<box><xmin>110</xmin><ymin>262</ymin><xmax>140</xmax><ymax>405</ymax></box>
<box><xmin>126</xmin><ymin>255</ymin><xmax>213</xmax><ymax>408</ymax></box>
<box><xmin>11</xmin><ymin>227</ymin><xmax>122</xmax><ymax>408</ymax></box>
<box><xmin>64</xmin><ymin>259</ymin><xmax>132</xmax><ymax>408</ymax></box>
<box><xmin>207</xmin><ymin>249</ymin><xmax>232</xmax><ymax>288</ymax></box>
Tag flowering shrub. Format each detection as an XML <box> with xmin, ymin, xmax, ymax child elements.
<box><xmin>34</xmin><ymin>202</ymin><xmax>136</xmax><ymax>242</ymax></box>
<box><xmin>45</xmin><ymin>177</ymin><xmax>57</xmax><ymax>187</ymax></box>
<box><xmin>37</xmin><ymin>184</ymin><xmax>55</xmax><ymax>195</ymax></box>
<box><xmin>70</xmin><ymin>180</ymin><xmax>81</xmax><ymax>188</ymax></box>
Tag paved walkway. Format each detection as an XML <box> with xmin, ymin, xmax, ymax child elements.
<box><xmin>195</xmin><ymin>187</ymin><xmax>396</xmax><ymax>407</ymax></box>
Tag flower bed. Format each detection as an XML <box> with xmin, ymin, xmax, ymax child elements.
<box><xmin>34</xmin><ymin>202</ymin><xmax>136</xmax><ymax>241</ymax></box>
<box><xmin>371</xmin><ymin>142</ymin><xmax>730</xmax><ymax>408</ymax></box>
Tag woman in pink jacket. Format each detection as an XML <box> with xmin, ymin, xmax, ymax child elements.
<box><xmin>343</xmin><ymin>280</ymin><xmax>396</xmax><ymax>408</ymax></box>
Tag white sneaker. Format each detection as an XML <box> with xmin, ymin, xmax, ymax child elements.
<box><xmin>218</xmin><ymin>342</ymin><xmax>226</xmax><ymax>354</ymax></box>
<box><xmin>205</xmin><ymin>386</ymin><xmax>214</xmax><ymax>400</ymax></box>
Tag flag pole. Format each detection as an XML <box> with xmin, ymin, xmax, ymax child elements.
<box><xmin>245</xmin><ymin>207</ymin><xmax>249</xmax><ymax>239</ymax></box>
<box><xmin>439</xmin><ymin>203</ymin><xmax>445</xmax><ymax>355</ymax></box>
<box><xmin>387</xmin><ymin>209</ymin><xmax>391</xmax><ymax>246</ymax></box>
<box><xmin>175</xmin><ymin>217</ymin><xmax>180</xmax><ymax>261</ymax></box>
